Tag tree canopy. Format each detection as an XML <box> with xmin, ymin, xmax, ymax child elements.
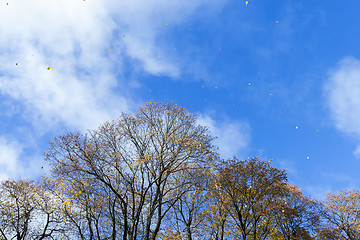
<box><xmin>0</xmin><ymin>102</ymin><xmax>359</xmax><ymax>240</ymax></box>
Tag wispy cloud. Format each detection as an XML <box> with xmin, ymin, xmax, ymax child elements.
<box><xmin>0</xmin><ymin>0</ymin><xmax>226</xmax><ymax>133</ymax></box>
<box><xmin>353</xmin><ymin>145</ymin><xmax>360</xmax><ymax>158</ymax></box>
<box><xmin>0</xmin><ymin>0</ymin><xmax>128</xmax><ymax>132</ymax></box>
<box><xmin>323</xmin><ymin>57</ymin><xmax>360</xmax><ymax>158</ymax></box>
<box><xmin>302</xmin><ymin>170</ymin><xmax>359</xmax><ymax>201</ymax></box>
<box><xmin>196</xmin><ymin>114</ymin><xmax>251</xmax><ymax>160</ymax></box>
<box><xmin>276</xmin><ymin>158</ymin><xmax>298</xmax><ymax>176</ymax></box>
<box><xmin>302</xmin><ymin>185</ymin><xmax>333</xmax><ymax>201</ymax></box>
<box><xmin>0</xmin><ymin>0</ymin><xmax>228</xmax><ymax>179</ymax></box>
<box><xmin>0</xmin><ymin>137</ymin><xmax>22</xmax><ymax>181</ymax></box>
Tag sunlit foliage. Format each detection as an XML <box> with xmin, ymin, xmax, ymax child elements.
<box><xmin>45</xmin><ymin>102</ymin><xmax>217</xmax><ymax>239</ymax></box>
<box><xmin>0</xmin><ymin>102</ymin><xmax>359</xmax><ymax>240</ymax></box>
<box><xmin>315</xmin><ymin>189</ymin><xmax>360</xmax><ymax>240</ymax></box>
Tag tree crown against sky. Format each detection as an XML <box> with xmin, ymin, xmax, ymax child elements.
<box><xmin>1</xmin><ymin>0</ymin><xmax>360</xmax><ymax>214</ymax></box>
<box><xmin>43</xmin><ymin>102</ymin><xmax>218</xmax><ymax>239</ymax></box>
<box><xmin>1</xmin><ymin>102</ymin><xmax>359</xmax><ymax>240</ymax></box>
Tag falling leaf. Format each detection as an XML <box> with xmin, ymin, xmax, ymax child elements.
<box><xmin>165</xmin><ymin>23</ymin><xmax>168</xmax><ymax>25</ymax></box>
<box><xmin>123</xmin><ymin>35</ymin><xmax>125</xmax><ymax>37</ymax></box>
<box><xmin>110</xmin><ymin>50</ymin><xmax>113</xmax><ymax>52</ymax></box>
<box><xmin>174</xmin><ymin>48</ymin><xmax>176</xmax><ymax>51</ymax></box>
<box><xmin>245</xmin><ymin>1</ymin><xmax>248</xmax><ymax>5</ymax></box>
<box><xmin>47</xmin><ymin>67</ymin><xmax>51</xmax><ymax>70</ymax></box>
<box><xmin>219</xmin><ymin>48</ymin><xmax>221</xmax><ymax>50</ymax></box>
<box><xmin>202</xmin><ymin>85</ymin><xmax>204</xmax><ymax>88</ymax></box>
<box><xmin>7</xmin><ymin>3</ymin><xmax>9</xmax><ymax>5</ymax></box>
<box><xmin>276</xmin><ymin>20</ymin><xmax>279</xmax><ymax>24</ymax></box>
<box><xmin>248</xmin><ymin>82</ymin><xmax>251</xmax><ymax>86</ymax></box>
<box><xmin>316</xmin><ymin>129</ymin><xmax>319</xmax><ymax>132</ymax></box>
<box><xmin>205</xmin><ymin>99</ymin><xmax>207</xmax><ymax>101</ymax></box>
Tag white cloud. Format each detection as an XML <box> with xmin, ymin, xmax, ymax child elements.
<box><xmin>0</xmin><ymin>0</ymin><xmax>228</xmax><ymax>180</ymax></box>
<box><xmin>0</xmin><ymin>137</ymin><xmax>22</xmax><ymax>181</ymax></box>
<box><xmin>354</xmin><ymin>145</ymin><xmax>360</xmax><ymax>158</ymax></box>
<box><xmin>196</xmin><ymin>114</ymin><xmax>251</xmax><ymax>159</ymax></box>
<box><xmin>0</xmin><ymin>0</ymin><xmax>127</xmax><ymax>132</ymax></box>
<box><xmin>0</xmin><ymin>134</ymin><xmax>47</xmax><ymax>181</ymax></box>
<box><xmin>324</xmin><ymin>57</ymin><xmax>360</xmax><ymax>157</ymax></box>
<box><xmin>0</xmin><ymin>0</ymin><xmax>226</xmax><ymax>133</ymax></box>
<box><xmin>108</xmin><ymin>0</ymin><xmax>226</xmax><ymax>77</ymax></box>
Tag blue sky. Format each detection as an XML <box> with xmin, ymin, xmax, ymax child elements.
<box><xmin>1</xmin><ymin>0</ymin><xmax>360</xmax><ymax>200</ymax></box>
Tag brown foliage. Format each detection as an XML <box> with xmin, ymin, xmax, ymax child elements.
<box><xmin>210</xmin><ymin>157</ymin><xmax>288</xmax><ymax>240</ymax></box>
<box><xmin>315</xmin><ymin>189</ymin><xmax>360</xmax><ymax>240</ymax></box>
<box><xmin>45</xmin><ymin>102</ymin><xmax>217</xmax><ymax>239</ymax></box>
<box><xmin>0</xmin><ymin>179</ymin><xmax>67</xmax><ymax>240</ymax></box>
<box><xmin>2</xmin><ymin>102</ymin><xmax>360</xmax><ymax>240</ymax></box>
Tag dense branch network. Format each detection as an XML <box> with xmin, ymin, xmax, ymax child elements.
<box><xmin>0</xmin><ymin>102</ymin><xmax>359</xmax><ymax>240</ymax></box>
